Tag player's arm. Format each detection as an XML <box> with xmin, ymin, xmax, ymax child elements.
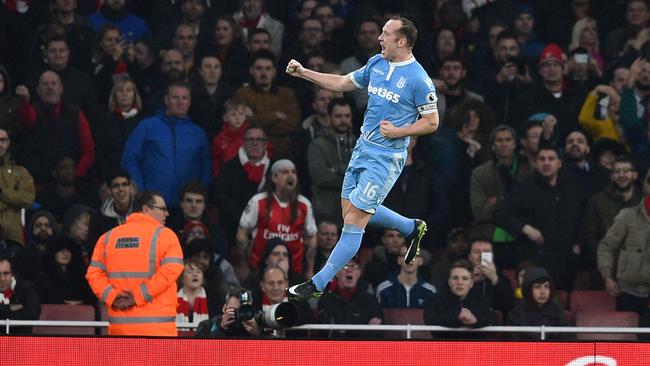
<box><xmin>380</xmin><ymin>112</ymin><xmax>439</xmax><ymax>138</ymax></box>
<box><xmin>286</xmin><ymin>59</ymin><xmax>357</xmax><ymax>92</ymax></box>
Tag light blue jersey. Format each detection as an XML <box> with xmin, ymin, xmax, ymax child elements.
<box><xmin>350</xmin><ymin>54</ymin><xmax>438</xmax><ymax>150</ymax></box>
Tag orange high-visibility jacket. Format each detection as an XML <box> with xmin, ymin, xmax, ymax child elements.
<box><xmin>86</xmin><ymin>212</ymin><xmax>184</xmax><ymax>336</ymax></box>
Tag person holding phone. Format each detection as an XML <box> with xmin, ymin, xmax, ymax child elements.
<box><xmin>466</xmin><ymin>237</ymin><xmax>514</xmax><ymax>316</ymax></box>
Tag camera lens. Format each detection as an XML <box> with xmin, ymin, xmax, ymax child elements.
<box><xmin>234</xmin><ymin>304</ymin><xmax>256</xmax><ymax>323</ymax></box>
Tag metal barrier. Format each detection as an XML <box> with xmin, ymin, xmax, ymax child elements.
<box><xmin>3</xmin><ymin>320</ymin><xmax>650</xmax><ymax>340</ymax></box>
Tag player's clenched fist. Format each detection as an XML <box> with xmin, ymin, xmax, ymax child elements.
<box><xmin>286</xmin><ymin>59</ymin><xmax>304</xmax><ymax>77</ymax></box>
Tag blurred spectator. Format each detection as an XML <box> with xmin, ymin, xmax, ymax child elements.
<box><xmin>466</xmin><ymin>238</ymin><xmax>514</xmax><ymax>316</ymax></box>
<box><xmin>172</xmin><ymin>24</ymin><xmax>198</xmax><ymax>73</ymax></box>
<box><xmin>430</xmin><ymin>227</ymin><xmax>470</xmax><ymax>290</ymax></box>
<box><xmin>364</xmin><ymin>229</ymin><xmax>405</xmax><ymax>289</ymax></box>
<box><xmin>317</xmin><ymin>257</ymin><xmax>383</xmax><ymax>339</ymax></box>
<box><xmin>210</xmin><ymin>99</ymin><xmax>250</xmax><ymax>178</ymax></box>
<box><xmin>102</xmin><ymin>79</ymin><xmax>143</xmax><ymax>173</ymax></box>
<box><xmin>492</xmin><ymin>145</ymin><xmax>581</xmax><ymax>289</ymax></box>
<box><xmin>436</xmin><ymin>55</ymin><xmax>485</xmax><ymax>124</ymax></box>
<box><xmin>237</xmin><ymin>159</ymin><xmax>317</xmax><ymax>274</ymax></box>
<box><xmin>308</xmin><ymin>98</ymin><xmax>356</xmax><ymax>225</ymax></box>
<box><xmin>26</xmin><ymin>0</ymin><xmax>95</xmax><ymax>72</ymax></box>
<box><xmin>13</xmin><ymin>211</ymin><xmax>59</xmax><ymax>282</ymax></box>
<box><xmin>473</xmin><ymin>30</ymin><xmax>532</xmax><ymax>128</ymax></box>
<box><xmin>233</xmin><ymin>0</ymin><xmax>284</xmax><ymax>57</ymax></box>
<box><xmin>377</xmin><ymin>245</ymin><xmax>436</xmax><ymax>309</ymax></box>
<box><xmin>15</xmin><ymin>71</ymin><xmax>96</xmax><ymax>185</ymax></box>
<box><xmin>512</xmin><ymin>4</ymin><xmax>545</xmax><ymax>67</ymax></box>
<box><xmin>189</xmin><ymin>54</ymin><xmax>233</xmax><ymax>142</ymax></box>
<box><xmin>583</xmin><ymin>156</ymin><xmax>641</xmax><ymax>285</ymax></box>
<box><xmin>563</xmin><ymin>130</ymin><xmax>611</xmax><ymax>203</ymax></box>
<box><xmin>200</xmin><ymin>15</ymin><xmax>248</xmax><ymax>89</ymax></box>
<box><xmin>579</xmin><ymin>84</ymin><xmax>623</xmax><ymax>143</ymax></box>
<box><xmin>143</xmin><ymin>49</ymin><xmax>186</xmax><ymax>115</ymax></box>
<box><xmin>168</xmin><ymin>181</ymin><xmax>229</xmax><ymax>258</ymax></box>
<box><xmin>90</xmin><ymin>25</ymin><xmax>131</xmax><ymax>109</ymax></box>
<box><xmin>308</xmin><ymin>220</ymin><xmax>338</xmax><ymax>277</ymax></box>
<box><xmin>545</xmin><ymin>0</ymin><xmax>594</xmax><ymax>49</ymax></box>
<box><xmin>157</xmin><ymin>0</ymin><xmax>210</xmax><ymax>50</ymax></box>
<box><xmin>619</xmin><ymin>57</ymin><xmax>650</xmax><ymax>154</ymax></box>
<box><xmin>128</xmin><ymin>38</ymin><xmax>159</xmax><ymax>101</ymax></box>
<box><xmin>506</xmin><ymin>266</ymin><xmax>570</xmax><ymax>340</ymax></box>
<box><xmin>60</xmin><ymin>203</ymin><xmax>94</xmax><ymax>263</ymax></box>
<box><xmin>339</xmin><ymin>18</ymin><xmax>381</xmax><ymax>114</ymax></box>
<box><xmin>34</xmin><ymin>156</ymin><xmax>98</xmax><ymax>221</ymax></box>
<box><xmin>88</xmin><ymin>169</ymin><xmax>134</xmax><ymax>245</ymax></box>
<box><xmin>176</xmin><ymin>259</ymin><xmax>211</xmax><ymax>325</ymax></box>
<box><xmin>598</xmin><ymin>167</ymin><xmax>650</xmax><ymax>316</ymax></box>
<box><xmin>26</xmin><ymin>36</ymin><xmax>101</xmax><ymax>125</ymax></box>
<box><xmin>470</xmin><ymin>125</ymin><xmax>531</xmax><ymax>249</ymax></box>
<box><xmin>419</xmin><ymin>27</ymin><xmax>461</xmax><ymax>81</ymax></box>
<box><xmin>289</xmin><ymin>87</ymin><xmax>337</xmax><ymax>196</ymax></box>
<box><xmin>312</xmin><ymin>3</ymin><xmax>351</xmax><ymax>62</ymax></box>
<box><xmin>566</xmin><ymin>47</ymin><xmax>601</xmax><ymax>95</ymax></box>
<box><xmin>569</xmin><ymin>17</ymin><xmax>604</xmax><ymax>76</ymax></box>
<box><xmin>185</xmin><ymin>238</ymin><xmax>237</xmax><ymax>314</ymax></box>
<box><xmin>0</xmin><ymin>65</ymin><xmax>18</xmax><ymax>129</ymax></box>
<box><xmin>37</xmin><ymin>236</ymin><xmax>95</xmax><ymax>305</ymax></box>
<box><xmin>122</xmin><ymin>81</ymin><xmax>211</xmax><ymax>208</ymax></box>
<box><xmin>212</xmin><ymin>126</ymin><xmax>270</xmax><ymax>244</ymax></box>
<box><xmin>0</xmin><ymin>126</ymin><xmax>35</xmax><ymax>251</ymax></box>
<box><xmin>0</xmin><ymin>256</ymin><xmax>40</xmax><ymax>334</ymax></box>
<box><xmin>423</xmin><ymin>259</ymin><xmax>495</xmax><ymax>338</ymax></box>
<box><xmin>243</xmin><ymin>238</ymin><xmax>305</xmax><ymax>307</ymax></box>
<box><xmin>518</xmin><ymin>120</ymin><xmax>545</xmax><ymax>166</ymax></box>
<box><xmin>518</xmin><ymin>44</ymin><xmax>585</xmax><ymax>143</ymax></box>
<box><xmin>88</xmin><ymin>0</ymin><xmax>151</xmax><ymax>44</ymax></box>
<box><xmin>234</xmin><ymin>50</ymin><xmax>301</xmax><ymax>158</ymax></box>
<box><xmin>603</xmin><ymin>0</ymin><xmax>650</xmax><ymax>63</ymax></box>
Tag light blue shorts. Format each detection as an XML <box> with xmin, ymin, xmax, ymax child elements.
<box><xmin>341</xmin><ymin>138</ymin><xmax>407</xmax><ymax>214</ymax></box>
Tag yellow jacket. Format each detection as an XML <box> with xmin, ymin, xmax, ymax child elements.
<box><xmin>86</xmin><ymin>212</ymin><xmax>184</xmax><ymax>336</ymax></box>
<box><xmin>578</xmin><ymin>93</ymin><xmax>624</xmax><ymax>143</ymax></box>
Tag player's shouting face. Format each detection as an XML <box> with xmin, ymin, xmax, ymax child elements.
<box><xmin>378</xmin><ymin>19</ymin><xmax>405</xmax><ymax>61</ymax></box>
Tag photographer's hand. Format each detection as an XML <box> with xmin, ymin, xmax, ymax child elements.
<box><xmin>243</xmin><ymin>318</ymin><xmax>262</xmax><ymax>336</ymax></box>
<box><xmin>220</xmin><ymin>307</ymin><xmax>236</xmax><ymax>330</ymax></box>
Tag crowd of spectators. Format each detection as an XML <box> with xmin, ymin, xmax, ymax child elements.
<box><xmin>1</xmin><ymin>0</ymin><xmax>650</xmax><ymax>338</ymax></box>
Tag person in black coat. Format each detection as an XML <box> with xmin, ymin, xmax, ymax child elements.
<box><xmin>0</xmin><ymin>256</ymin><xmax>41</xmax><ymax>334</ymax></box>
<box><xmin>492</xmin><ymin>145</ymin><xmax>581</xmax><ymax>289</ymax></box>
<box><xmin>506</xmin><ymin>266</ymin><xmax>570</xmax><ymax>340</ymax></box>
<box><xmin>423</xmin><ymin>260</ymin><xmax>495</xmax><ymax>339</ymax></box>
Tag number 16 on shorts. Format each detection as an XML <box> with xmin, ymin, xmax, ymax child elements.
<box><xmin>362</xmin><ymin>182</ymin><xmax>379</xmax><ymax>200</ymax></box>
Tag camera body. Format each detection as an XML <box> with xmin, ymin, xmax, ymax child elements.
<box><xmin>507</xmin><ymin>56</ymin><xmax>526</xmax><ymax>75</ymax></box>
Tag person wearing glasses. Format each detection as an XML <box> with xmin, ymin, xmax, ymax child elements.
<box><xmin>86</xmin><ymin>190</ymin><xmax>184</xmax><ymax>336</ymax></box>
<box><xmin>598</xmin><ymin>166</ymin><xmax>650</xmax><ymax>316</ymax></box>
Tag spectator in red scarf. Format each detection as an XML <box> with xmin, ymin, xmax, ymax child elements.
<box><xmin>176</xmin><ymin>259</ymin><xmax>211</xmax><ymax>324</ymax></box>
<box><xmin>211</xmin><ymin>98</ymin><xmax>251</xmax><ymax>178</ymax></box>
<box><xmin>0</xmin><ymin>256</ymin><xmax>40</xmax><ymax>334</ymax></box>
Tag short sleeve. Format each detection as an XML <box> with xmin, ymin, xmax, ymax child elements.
<box><xmin>413</xmin><ymin>74</ymin><xmax>438</xmax><ymax>115</ymax></box>
<box><xmin>303</xmin><ymin>200</ymin><xmax>318</xmax><ymax>236</ymax></box>
<box><xmin>239</xmin><ymin>196</ymin><xmax>259</xmax><ymax>230</ymax></box>
<box><xmin>349</xmin><ymin>54</ymin><xmax>379</xmax><ymax>89</ymax></box>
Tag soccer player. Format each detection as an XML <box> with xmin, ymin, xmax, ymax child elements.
<box><xmin>285</xmin><ymin>17</ymin><xmax>440</xmax><ymax>300</ymax></box>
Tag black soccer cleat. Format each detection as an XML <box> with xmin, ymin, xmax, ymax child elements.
<box><xmin>404</xmin><ymin>219</ymin><xmax>427</xmax><ymax>264</ymax></box>
<box><xmin>286</xmin><ymin>280</ymin><xmax>322</xmax><ymax>301</ymax></box>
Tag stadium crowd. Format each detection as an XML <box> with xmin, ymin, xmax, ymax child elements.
<box><xmin>1</xmin><ymin>0</ymin><xmax>650</xmax><ymax>338</ymax></box>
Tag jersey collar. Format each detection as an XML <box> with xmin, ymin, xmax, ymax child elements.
<box><xmin>389</xmin><ymin>55</ymin><xmax>415</xmax><ymax>67</ymax></box>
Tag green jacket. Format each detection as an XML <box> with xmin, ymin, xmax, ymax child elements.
<box><xmin>0</xmin><ymin>155</ymin><xmax>35</xmax><ymax>244</ymax></box>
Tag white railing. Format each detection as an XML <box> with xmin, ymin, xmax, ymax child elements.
<box><xmin>3</xmin><ymin>320</ymin><xmax>650</xmax><ymax>340</ymax></box>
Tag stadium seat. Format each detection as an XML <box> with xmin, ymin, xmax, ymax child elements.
<box><xmin>33</xmin><ymin>304</ymin><xmax>96</xmax><ymax>335</ymax></box>
<box><xmin>569</xmin><ymin>290</ymin><xmax>615</xmax><ymax>312</ymax></box>
<box><xmin>574</xmin><ymin>310</ymin><xmax>639</xmax><ymax>340</ymax></box>
<box><xmin>382</xmin><ymin>308</ymin><xmax>432</xmax><ymax>339</ymax></box>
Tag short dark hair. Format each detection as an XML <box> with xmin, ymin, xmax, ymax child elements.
<box><xmin>520</xmin><ymin>120</ymin><xmax>543</xmax><ymax>138</ymax></box>
<box><xmin>536</xmin><ymin>143</ymin><xmax>561</xmax><ymax>158</ymax></box>
<box><xmin>391</xmin><ymin>16</ymin><xmax>418</xmax><ymax>47</ymax></box>
<box><xmin>612</xmin><ymin>155</ymin><xmax>636</xmax><ymax>170</ymax></box>
<box><xmin>489</xmin><ymin>125</ymin><xmax>517</xmax><ymax>147</ymax></box>
<box><xmin>180</xmin><ymin>180</ymin><xmax>208</xmax><ymax>201</ymax></box>
<box><xmin>105</xmin><ymin>169</ymin><xmax>131</xmax><ymax>188</ymax></box>
<box><xmin>165</xmin><ymin>80</ymin><xmax>191</xmax><ymax>95</ymax></box>
<box><xmin>450</xmin><ymin>259</ymin><xmax>473</xmax><ymax>275</ymax></box>
<box><xmin>248</xmin><ymin>28</ymin><xmax>271</xmax><ymax>43</ymax></box>
<box><xmin>45</xmin><ymin>34</ymin><xmax>69</xmax><ymax>49</ymax></box>
<box><xmin>496</xmin><ymin>29</ymin><xmax>518</xmax><ymax>45</ymax></box>
<box><xmin>0</xmin><ymin>255</ymin><xmax>11</xmax><ymax>272</ymax></box>
<box><xmin>441</xmin><ymin>54</ymin><xmax>465</xmax><ymax>68</ymax></box>
<box><xmin>327</xmin><ymin>97</ymin><xmax>352</xmax><ymax>115</ymax></box>
<box><xmin>250</xmin><ymin>49</ymin><xmax>276</xmax><ymax>68</ymax></box>
<box><xmin>132</xmin><ymin>191</ymin><xmax>162</xmax><ymax>212</ymax></box>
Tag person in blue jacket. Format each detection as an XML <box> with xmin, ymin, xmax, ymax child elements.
<box><xmin>121</xmin><ymin>81</ymin><xmax>210</xmax><ymax>208</ymax></box>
